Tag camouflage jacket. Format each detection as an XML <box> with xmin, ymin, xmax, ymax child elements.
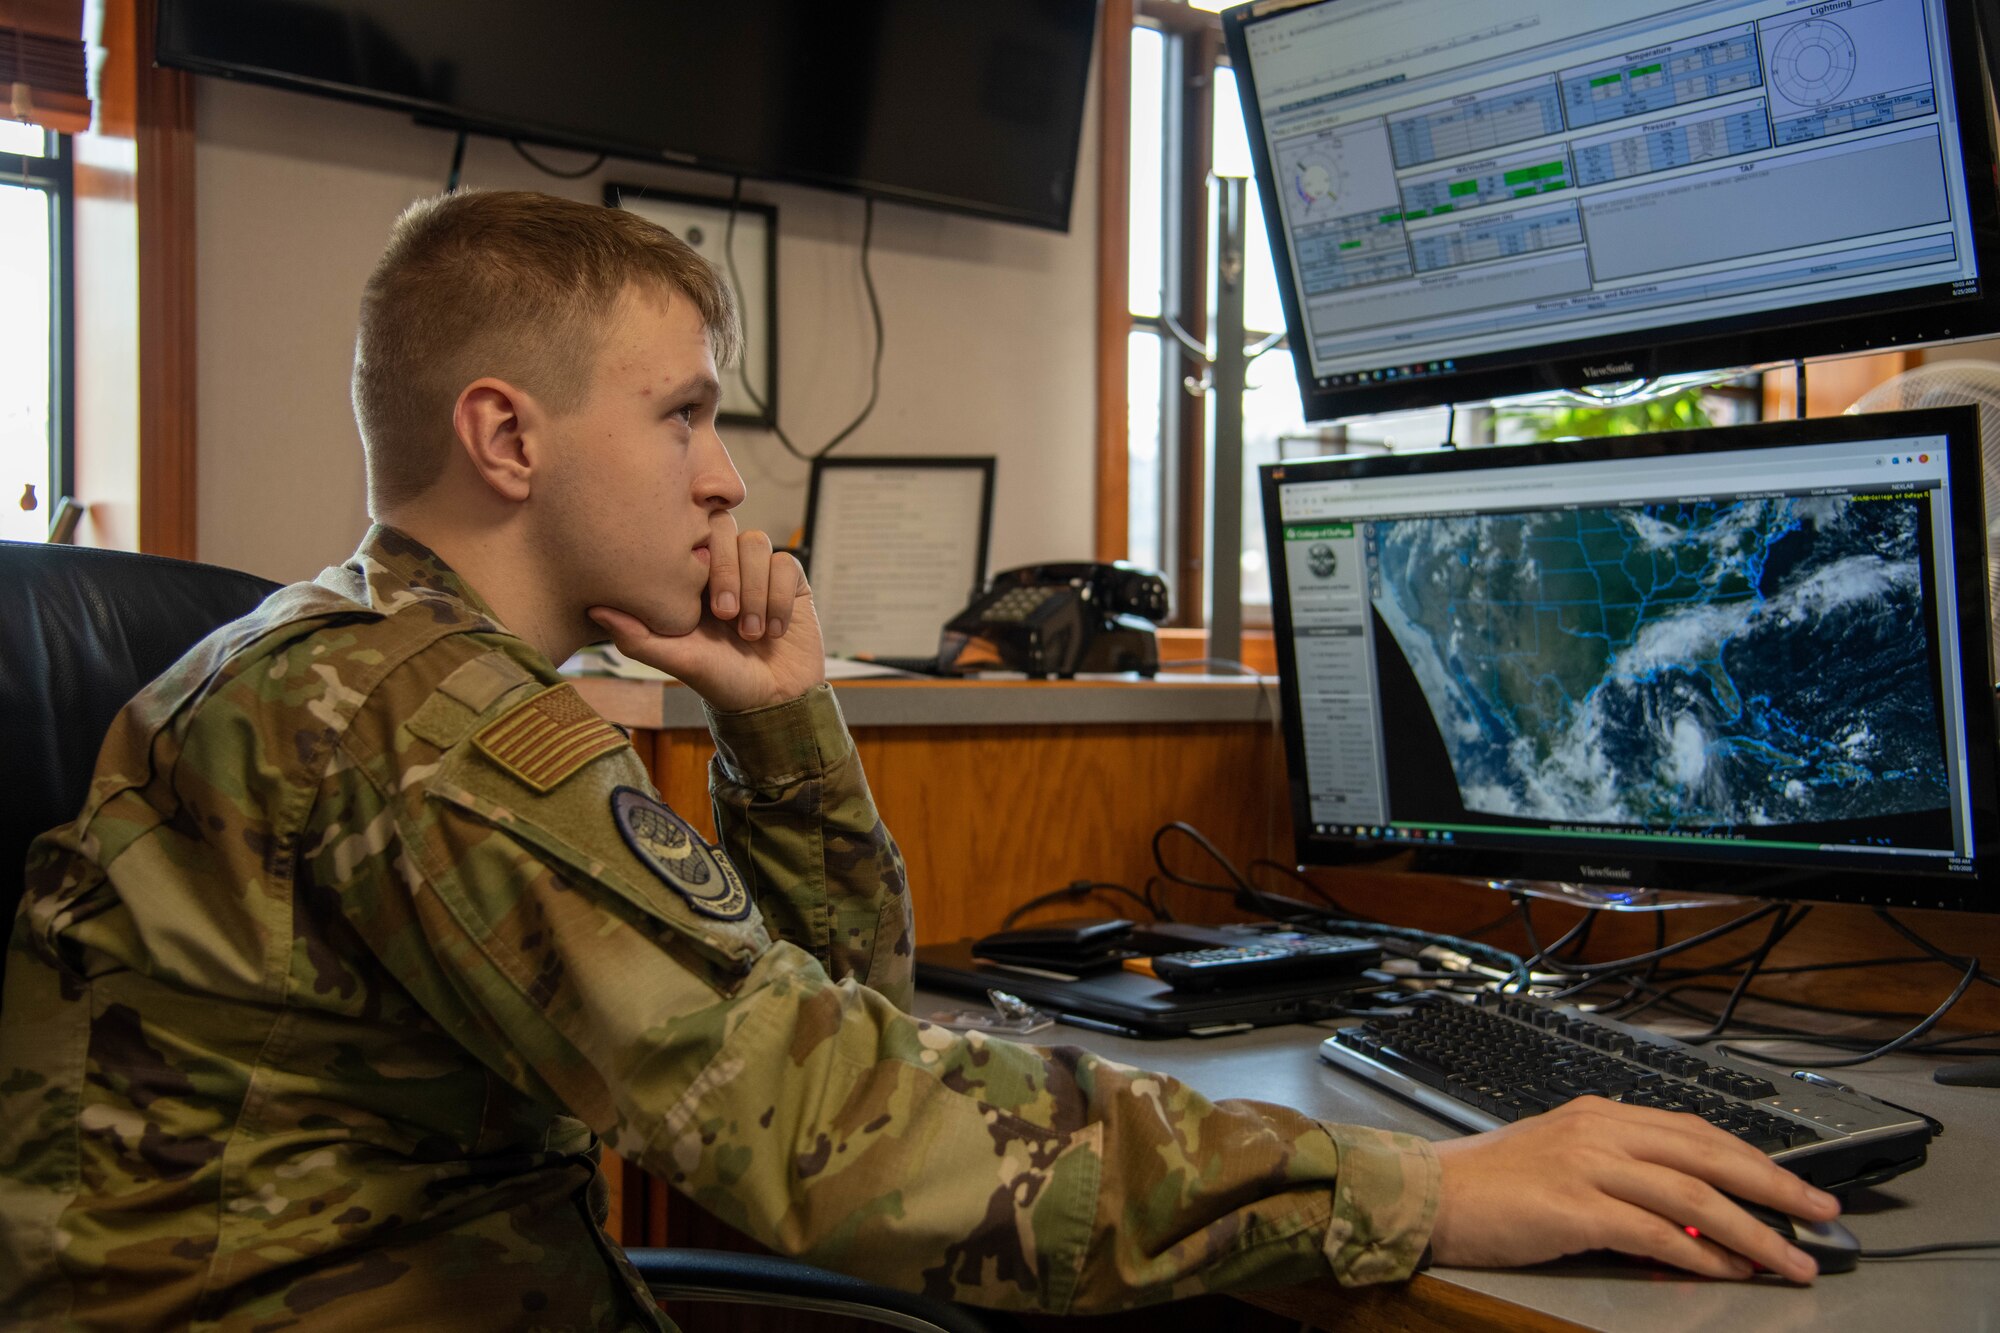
<box><xmin>0</xmin><ymin>526</ymin><xmax>1439</xmax><ymax>1331</ymax></box>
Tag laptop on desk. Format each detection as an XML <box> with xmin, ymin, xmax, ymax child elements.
<box><xmin>914</xmin><ymin>939</ymin><xmax>1386</xmax><ymax>1038</ymax></box>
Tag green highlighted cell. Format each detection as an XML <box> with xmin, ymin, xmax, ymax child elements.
<box><xmin>1633</xmin><ymin>62</ymin><xmax>1663</xmax><ymax>77</ymax></box>
<box><xmin>1591</xmin><ymin>72</ymin><xmax>1623</xmax><ymax>87</ymax></box>
<box><xmin>1502</xmin><ymin>161</ymin><xmax>1567</xmax><ymax>186</ymax></box>
<box><xmin>1338</xmin><ymin>239</ymin><xmax>1363</xmax><ymax>250</ymax></box>
<box><xmin>1449</xmin><ymin>179</ymin><xmax>1479</xmax><ymax>197</ymax></box>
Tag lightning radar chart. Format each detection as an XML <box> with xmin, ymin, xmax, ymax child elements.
<box><xmin>1772</xmin><ymin>19</ymin><xmax>1859</xmax><ymax>107</ymax></box>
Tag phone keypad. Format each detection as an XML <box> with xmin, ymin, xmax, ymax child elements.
<box><xmin>985</xmin><ymin>585</ymin><xmax>1060</xmax><ymax>622</ymax></box>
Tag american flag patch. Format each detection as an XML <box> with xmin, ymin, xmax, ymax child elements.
<box><xmin>472</xmin><ymin>683</ymin><xmax>627</xmax><ymax>792</ymax></box>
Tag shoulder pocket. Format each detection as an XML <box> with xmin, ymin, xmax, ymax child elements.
<box><xmin>423</xmin><ymin>746</ymin><xmax>773</xmax><ymax>986</ymax></box>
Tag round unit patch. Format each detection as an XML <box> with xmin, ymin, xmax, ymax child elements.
<box><xmin>611</xmin><ymin>786</ymin><xmax>751</xmax><ymax>921</ymax></box>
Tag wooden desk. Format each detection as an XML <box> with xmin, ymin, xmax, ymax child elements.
<box><xmin>575</xmin><ymin>673</ymin><xmax>2000</xmax><ymax>1328</ymax></box>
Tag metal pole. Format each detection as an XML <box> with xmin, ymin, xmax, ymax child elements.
<box><xmin>1208</xmin><ymin>176</ymin><xmax>1248</xmax><ymax>668</ymax></box>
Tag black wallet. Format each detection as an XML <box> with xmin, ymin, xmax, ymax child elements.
<box><xmin>971</xmin><ymin>917</ymin><xmax>1137</xmax><ymax>976</ymax></box>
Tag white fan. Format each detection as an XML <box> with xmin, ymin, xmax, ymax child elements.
<box><xmin>1850</xmin><ymin>360</ymin><xmax>2000</xmax><ymax>681</ymax></box>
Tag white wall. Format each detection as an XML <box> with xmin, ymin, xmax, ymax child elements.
<box><xmin>193</xmin><ymin>75</ymin><xmax>1101</xmax><ymax>584</ymax></box>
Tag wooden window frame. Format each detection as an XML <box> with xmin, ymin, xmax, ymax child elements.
<box><xmin>1099</xmin><ymin>1</ymin><xmax>1264</xmax><ymax>637</ymax></box>
<box><xmin>132</xmin><ymin>0</ymin><xmax>199</xmax><ymax>559</ymax></box>
<box><xmin>1094</xmin><ymin>0</ymin><xmax>1134</xmax><ymax>566</ymax></box>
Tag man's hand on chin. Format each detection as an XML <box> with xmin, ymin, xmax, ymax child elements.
<box><xmin>587</xmin><ymin>513</ymin><xmax>827</xmax><ymax>714</ymax></box>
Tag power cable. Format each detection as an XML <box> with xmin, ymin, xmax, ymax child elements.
<box><xmin>1519</xmin><ymin>899</ymin><xmax>1787</xmax><ymax>981</ymax></box>
<box><xmin>1860</xmin><ymin>1239</ymin><xmax>2000</xmax><ymax>1260</ymax></box>
<box><xmin>1718</xmin><ymin>955</ymin><xmax>1980</xmax><ymax>1069</ymax></box>
<box><xmin>1147</xmin><ymin>821</ymin><xmax>1531</xmax><ymax>987</ymax></box>
<box><xmin>724</xmin><ymin>175</ymin><xmax>885</xmax><ymax>463</ymax></box>
<box><xmin>999</xmin><ymin>880</ymin><xmax>1157</xmax><ymax>930</ymax></box>
<box><xmin>510</xmin><ymin>139</ymin><xmax>606</xmax><ymax>179</ymax></box>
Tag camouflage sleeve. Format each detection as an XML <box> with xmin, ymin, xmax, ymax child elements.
<box><xmin>1319</xmin><ymin>1122</ymin><xmax>1440</xmax><ymax>1286</ymax></box>
<box><xmin>334</xmin><ymin>732</ymin><xmax>1438</xmax><ymax>1311</ymax></box>
<box><xmin>629</xmin><ymin>954</ymin><xmax>1442</xmax><ymax>1311</ymax></box>
<box><xmin>703</xmin><ymin>685</ymin><xmax>913</xmax><ymax>1010</ymax></box>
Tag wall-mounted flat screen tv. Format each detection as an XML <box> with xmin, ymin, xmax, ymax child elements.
<box><xmin>156</xmin><ymin>0</ymin><xmax>1100</xmax><ymax>232</ymax></box>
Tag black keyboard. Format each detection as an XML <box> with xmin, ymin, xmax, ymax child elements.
<box><xmin>1322</xmin><ymin>992</ymin><xmax>1933</xmax><ymax>1191</ymax></box>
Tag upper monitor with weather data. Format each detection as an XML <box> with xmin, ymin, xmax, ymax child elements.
<box><xmin>1259</xmin><ymin>407</ymin><xmax>2000</xmax><ymax>911</ymax></box>
<box><xmin>1222</xmin><ymin>0</ymin><xmax>2000</xmax><ymax>419</ymax></box>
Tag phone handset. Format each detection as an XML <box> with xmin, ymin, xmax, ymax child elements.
<box><xmin>939</xmin><ymin>561</ymin><xmax>1169</xmax><ymax>677</ymax></box>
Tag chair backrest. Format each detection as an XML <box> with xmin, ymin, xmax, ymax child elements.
<box><xmin>1</xmin><ymin>541</ymin><xmax>280</xmax><ymax>982</ymax></box>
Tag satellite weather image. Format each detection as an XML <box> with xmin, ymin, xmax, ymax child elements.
<box><xmin>1369</xmin><ymin>493</ymin><xmax>1951</xmax><ymax>833</ymax></box>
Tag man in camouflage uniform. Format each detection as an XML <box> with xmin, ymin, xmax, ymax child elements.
<box><xmin>0</xmin><ymin>191</ymin><xmax>1836</xmax><ymax>1330</ymax></box>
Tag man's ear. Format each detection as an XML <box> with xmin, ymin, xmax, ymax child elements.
<box><xmin>452</xmin><ymin>377</ymin><xmax>538</xmax><ymax>503</ymax></box>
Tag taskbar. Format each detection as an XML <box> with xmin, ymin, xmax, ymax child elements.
<box><xmin>1308</xmin><ymin>819</ymin><xmax>1970</xmax><ymax>876</ymax></box>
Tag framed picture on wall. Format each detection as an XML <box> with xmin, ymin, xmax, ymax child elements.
<box><xmin>606</xmin><ymin>182</ymin><xmax>777</xmax><ymax>428</ymax></box>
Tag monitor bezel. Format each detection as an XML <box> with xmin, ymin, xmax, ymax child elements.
<box><xmin>1260</xmin><ymin>406</ymin><xmax>2000</xmax><ymax>912</ymax></box>
<box><xmin>1223</xmin><ymin>0</ymin><xmax>2000</xmax><ymax>420</ymax></box>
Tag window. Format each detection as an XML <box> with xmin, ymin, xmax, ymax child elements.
<box><xmin>1127</xmin><ymin>22</ymin><xmax>1166</xmax><ymax>575</ymax></box>
<box><xmin>0</xmin><ymin>123</ymin><xmax>72</xmax><ymax>543</ymax></box>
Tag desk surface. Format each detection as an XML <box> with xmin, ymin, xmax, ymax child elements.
<box><xmin>569</xmin><ymin>671</ymin><xmax>1277</xmax><ymax>731</ymax></box>
<box><xmin>912</xmin><ymin>989</ymin><xmax>2000</xmax><ymax>1332</ymax></box>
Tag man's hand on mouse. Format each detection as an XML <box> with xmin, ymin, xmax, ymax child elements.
<box><xmin>589</xmin><ymin>512</ymin><xmax>827</xmax><ymax>713</ymax></box>
<box><xmin>1428</xmin><ymin>1096</ymin><xmax>1839</xmax><ymax>1283</ymax></box>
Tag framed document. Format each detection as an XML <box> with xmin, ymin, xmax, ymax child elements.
<box><xmin>803</xmin><ymin>457</ymin><xmax>996</xmax><ymax>662</ymax></box>
<box><xmin>606</xmin><ymin>182</ymin><xmax>777</xmax><ymax>428</ymax></box>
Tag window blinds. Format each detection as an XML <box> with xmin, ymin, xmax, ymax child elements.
<box><xmin>2</xmin><ymin>0</ymin><xmax>90</xmax><ymax>135</ymax></box>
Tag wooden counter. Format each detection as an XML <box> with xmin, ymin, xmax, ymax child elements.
<box><xmin>571</xmin><ymin>673</ymin><xmax>1294</xmax><ymax>944</ymax></box>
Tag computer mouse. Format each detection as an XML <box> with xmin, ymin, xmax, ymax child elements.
<box><xmin>1734</xmin><ymin>1200</ymin><xmax>1861</xmax><ymax>1275</ymax></box>
<box><xmin>1772</xmin><ymin>1214</ymin><xmax>1862</xmax><ymax>1275</ymax></box>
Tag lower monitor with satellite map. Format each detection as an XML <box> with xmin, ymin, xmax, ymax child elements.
<box><xmin>1260</xmin><ymin>408</ymin><xmax>2000</xmax><ymax>912</ymax></box>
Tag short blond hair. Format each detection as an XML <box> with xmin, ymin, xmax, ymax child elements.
<box><xmin>352</xmin><ymin>189</ymin><xmax>740</xmax><ymax>511</ymax></box>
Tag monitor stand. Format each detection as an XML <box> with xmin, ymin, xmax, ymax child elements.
<box><xmin>1484</xmin><ymin>878</ymin><xmax>1743</xmax><ymax>913</ymax></box>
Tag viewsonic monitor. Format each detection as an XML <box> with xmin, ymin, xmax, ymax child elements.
<box><xmin>1260</xmin><ymin>408</ymin><xmax>2000</xmax><ymax>911</ymax></box>
<box><xmin>1222</xmin><ymin>0</ymin><xmax>2000</xmax><ymax>418</ymax></box>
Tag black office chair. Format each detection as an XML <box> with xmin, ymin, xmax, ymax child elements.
<box><xmin>0</xmin><ymin>539</ymin><xmax>284</xmax><ymax>979</ymax></box>
<box><xmin>0</xmin><ymin>539</ymin><xmax>1008</xmax><ymax>1333</ymax></box>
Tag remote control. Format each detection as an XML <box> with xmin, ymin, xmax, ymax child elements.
<box><xmin>1148</xmin><ymin>935</ymin><xmax>1381</xmax><ymax>992</ymax></box>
